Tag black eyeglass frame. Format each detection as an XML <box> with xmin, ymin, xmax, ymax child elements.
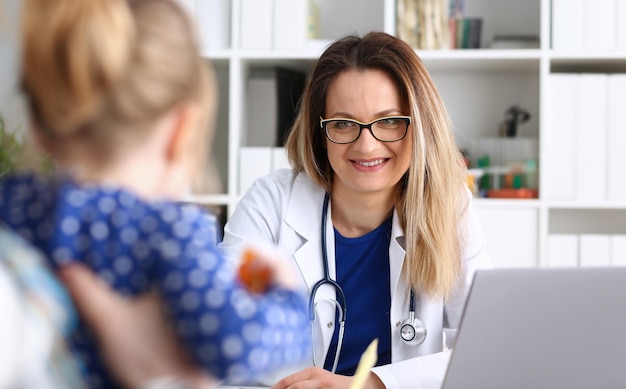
<box><xmin>320</xmin><ymin>116</ymin><xmax>412</xmax><ymax>144</ymax></box>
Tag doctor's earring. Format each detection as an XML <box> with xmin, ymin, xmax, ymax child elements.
<box><xmin>400</xmin><ymin>311</ymin><xmax>427</xmax><ymax>346</ymax></box>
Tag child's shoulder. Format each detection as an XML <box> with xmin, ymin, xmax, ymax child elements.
<box><xmin>70</xmin><ymin>183</ymin><xmax>220</xmax><ymax>246</ymax></box>
<box><xmin>0</xmin><ymin>172</ymin><xmax>56</xmax><ymax>225</ymax></box>
<box><xmin>145</xmin><ymin>200</ymin><xmax>220</xmax><ymax>245</ymax></box>
<box><xmin>0</xmin><ymin>171</ymin><xmax>53</xmax><ymax>197</ymax></box>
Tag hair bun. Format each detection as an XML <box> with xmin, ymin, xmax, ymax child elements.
<box><xmin>22</xmin><ymin>0</ymin><xmax>135</xmax><ymax>136</ymax></box>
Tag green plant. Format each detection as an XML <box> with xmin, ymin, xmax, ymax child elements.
<box><xmin>0</xmin><ymin>114</ymin><xmax>54</xmax><ymax>177</ymax></box>
<box><xmin>0</xmin><ymin>114</ymin><xmax>22</xmax><ymax>178</ymax></box>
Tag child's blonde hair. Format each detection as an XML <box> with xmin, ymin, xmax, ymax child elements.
<box><xmin>21</xmin><ymin>0</ymin><xmax>216</xmax><ymax>189</ymax></box>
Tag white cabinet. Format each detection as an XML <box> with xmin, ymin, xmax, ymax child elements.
<box><xmin>475</xmin><ymin>203</ymin><xmax>539</xmax><ymax>268</ymax></box>
<box><xmin>184</xmin><ymin>0</ymin><xmax>626</xmax><ymax>269</ymax></box>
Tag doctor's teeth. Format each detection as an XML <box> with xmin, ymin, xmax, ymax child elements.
<box><xmin>358</xmin><ymin>159</ymin><xmax>384</xmax><ymax>167</ymax></box>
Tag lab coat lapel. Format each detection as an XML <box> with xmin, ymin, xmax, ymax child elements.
<box><xmin>285</xmin><ymin>173</ymin><xmax>328</xmax><ymax>290</ymax></box>
<box><xmin>390</xmin><ymin>209</ymin><xmax>407</xmax><ymax>299</ymax></box>
<box><xmin>284</xmin><ymin>173</ymin><xmax>337</xmax><ymax>365</ymax></box>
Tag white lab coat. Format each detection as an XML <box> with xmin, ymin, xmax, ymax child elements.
<box><xmin>220</xmin><ymin>169</ymin><xmax>492</xmax><ymax>389</ymax></box>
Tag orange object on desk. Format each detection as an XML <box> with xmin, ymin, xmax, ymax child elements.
<box><xmin>237</xmin><ymin>248</ymin><xmax>272</xmax><ymax>293</ymax></box>
<box><xmin>486</xmin><ymin>188</ymin><xmax>538</xmax><ymax>199</ymax></box>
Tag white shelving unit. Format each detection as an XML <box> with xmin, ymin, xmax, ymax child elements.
<box><xmin>185</xmin><ymin>0</ymin><xmax>626</xmax><ymax>269</ymax></box>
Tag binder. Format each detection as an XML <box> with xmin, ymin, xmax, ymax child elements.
<box><xmin>275</xmin><ymin>67</ymin><xmax>306</xmax><ymax>146</ymax></box>
<box><xmin>197</xmin><ymin>0</ymin><xmax>230</xmax><ymax>53</ymax></box>
<box><xmin>239</xmin><ymin>147</ymin><xmax>272</xmax><ymax>195</ymax></box>
<box><xmin>272</xmin><ymin>147</ymin><xmax>291</xmax><ymax>171</ymax></box>
<box><xmin>543</xmin><ymin>75</ymin><xmax>577</xmax><ymax>201</ymax></box>
<box><xmin>579</xmin><ymin>234</ymin><xmax>611</xmax><ymax>267</ymax></box>
<box><xmin>607</xmin><ymin>75</ymin><xmax>626</xmax><ymax>202</ymax></box>
<box><xmin>618</xmin><ymin>0</ymin><xmax>626</xmax><ymax>51</ymax></box>
<box><xmin>246</xmin><ymin>76</ymin><xmax>277</xmax><ymax>147</ymax></box>
<box><xmin>576</xmin><ymin>74</ymin><xmax>607</xmax><ymax>202</ymax></box>
<box><xmin>274</xmin><ymin>0</ymin><xmax>307</xmax><ymax>50</ymax></box>
<box><xmin>552</xmin><ymin>0</ymin><xmax>584</xmax><ymax>51</ymax></box>
<box><xmin>547</xmin><ymin>234</ymin><xmax>579</xmax><ymax>268</ymax></box>
<box><xmin>475</xmin><ymin>207</ymin><xmax>538</xmax><ymax>268</ymax></box>
<box><xmin>611</xmin><ymin>235</ymin><xmax>626</xmax><ymax>266</ymax></box>
<box><xmin>584</xmin><ymin>0</ymin><xmax>616</xmax><ymax>52</ymax></box>
<box><xmin>240</xmin><ymin>0</ymin><xmax>273</xmax><ymax>50</ymax></box>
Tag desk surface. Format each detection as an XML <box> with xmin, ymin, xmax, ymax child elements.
<box><xmin>217</xmin><ymin>386</ymin><xmax>269</xmax><ymax>389</ymax></box>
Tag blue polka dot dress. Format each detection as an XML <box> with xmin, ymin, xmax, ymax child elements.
<box><xmin>0</xmin><ymin>173</ymin><xmax>310</xmax><ymax>388</ymax></box>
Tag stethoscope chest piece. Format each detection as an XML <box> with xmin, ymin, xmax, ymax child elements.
<box><xmin>400</xmin><ymin>290</ymin><xmax>427</xmax><ymax>345</ymax></box>
<box><xmin>400</xmin><ymin>310</ymin><xmax>427</xmax><ymax>345</ymax></box>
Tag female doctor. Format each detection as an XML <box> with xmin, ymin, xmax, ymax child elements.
<box><xmin>219</xmin><ymin>32</ymin><xmax>491</xmax><ymax>389</ymax></box>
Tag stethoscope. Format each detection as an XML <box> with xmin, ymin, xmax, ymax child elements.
<box><xmin>309</xmin><ymin>193</ymin><xmax>427</xmax><ymax>373</ymax></box>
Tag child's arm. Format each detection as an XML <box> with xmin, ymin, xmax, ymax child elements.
<box><xmin>155</xmin><ymin>215</ymin><xmax>311</xmax><ymax>382</ymax></box>
<box><xmin>237</xmin><ymin>246</ymin><xmax>300</xmax><ymax>293</ymax></box>
<box><xmin>59</xmin><ymin>264</ymin><xmax>216</xmax><ymax>389</ymax></box>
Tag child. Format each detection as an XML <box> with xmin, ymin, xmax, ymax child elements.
<box><xmin>0</xmin><ymin>0</ymin><xmax>310</xmax><ymax>387</ymax></box>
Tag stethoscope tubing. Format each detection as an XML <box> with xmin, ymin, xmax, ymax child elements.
<box><xmin>309</xmin><ymin>192</ymin><xmax>424</xmax><ymax>373</ymax></box>
<box><xmin>309</xmin><ymin>193</ymin><xmax>347</xmax><ymax>373</ymax></box>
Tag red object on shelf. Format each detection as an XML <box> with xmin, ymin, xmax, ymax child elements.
<box><xmin>486</xmin><ymin>188</ymin><xmax>538</xmax><ymax>199</ymax></box>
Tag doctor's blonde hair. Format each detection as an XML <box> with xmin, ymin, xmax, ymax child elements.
<box><xmin>286</xmin><ymin>32</ymin><xmax>468</xmax><ymax>300</ymax></box>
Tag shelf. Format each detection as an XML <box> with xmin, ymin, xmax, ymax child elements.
<box><xmin>546</xmin><ymin>202</ymin><xmax>626</xmax><ymax>210</ymax></box>
<box><xmin>207</xmin><ymin>48</ymin><xmax>543</xmax><ymax>73</ymax></box>
<box><xmin>473</xmin><ymin>198</ymin><xmax>541</xmax><ymax>209</ymax></box>
<box><xmin>202</xmin><ymin>50</ymin><xmax>234</xmax><ymax>62</ymax></box>
<box><xmin>419</xmin><ymin>49</ymin><xmax>542</xmax><ymax>71</ymax></box>
<box><xmin>476</xmin><ymin>200</ymin><xmax>626</xmax><ymax>210</ymax></box>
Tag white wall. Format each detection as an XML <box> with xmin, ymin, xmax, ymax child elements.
<box><xmin>0</xmin><ymin>0</ymin><xmax>28</xmax><ymax>138</ymax></box>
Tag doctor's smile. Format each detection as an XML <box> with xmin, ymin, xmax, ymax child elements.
<box><xmin>352</xmin><ymin>158</ymin><xmax>388</xmax><ymax>170</ymax></box>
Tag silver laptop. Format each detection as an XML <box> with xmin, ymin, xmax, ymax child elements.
<box><xmin>443</xmin><ymin>267</ymin><xmax>626</xmax><ymax>389</ymax></box>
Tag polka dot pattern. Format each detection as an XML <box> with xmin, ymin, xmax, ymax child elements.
<box><xmin>0</xmin><ymin>173</ymin><xmax>311</xmax><ymax>388</ymax></box>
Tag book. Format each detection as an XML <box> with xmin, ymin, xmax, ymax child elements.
<box><xmin>466</xmin><ymin>18</ymin><xmax>482</xmax><ymax>49</ymax></box>
<box><xmin>274</xmin><ymin>67</ymin><xmax>306</xmax><ymax>147</ymax></box>
<box><xmin>576</xmin><ymin>74</ymin><xmax>607</xmax><ymax>202</ymax></box>
<box><xmin>397</xmin><ymin>0</ymin><xmax>449</xmax><ymax>49</ymax></box>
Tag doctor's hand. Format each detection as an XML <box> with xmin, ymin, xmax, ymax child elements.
<box><xmin>271</xmin><ymin>366</ymin><xmax>385</xmax><ymax>389</ymax></box>
<box><xmin>59</xmin><ymin>263</ymin><xmax>216</xmax><ymax>389</ymax></box>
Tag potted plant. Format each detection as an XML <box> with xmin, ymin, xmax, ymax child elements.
<box><xmin>0</xmin><ymin>114</ymin><xmax>53</xmax><ymax>177</ymax></box>
<box><xmin>0</xmin><ymin>114</ymin><xmax>23</xmax><ymax>178</ymax></box>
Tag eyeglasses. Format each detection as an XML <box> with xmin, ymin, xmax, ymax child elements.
<box><xmin>320</xmin><ymin>116</ymin><xmax>411</xmax><ymax>144</ymax></box>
